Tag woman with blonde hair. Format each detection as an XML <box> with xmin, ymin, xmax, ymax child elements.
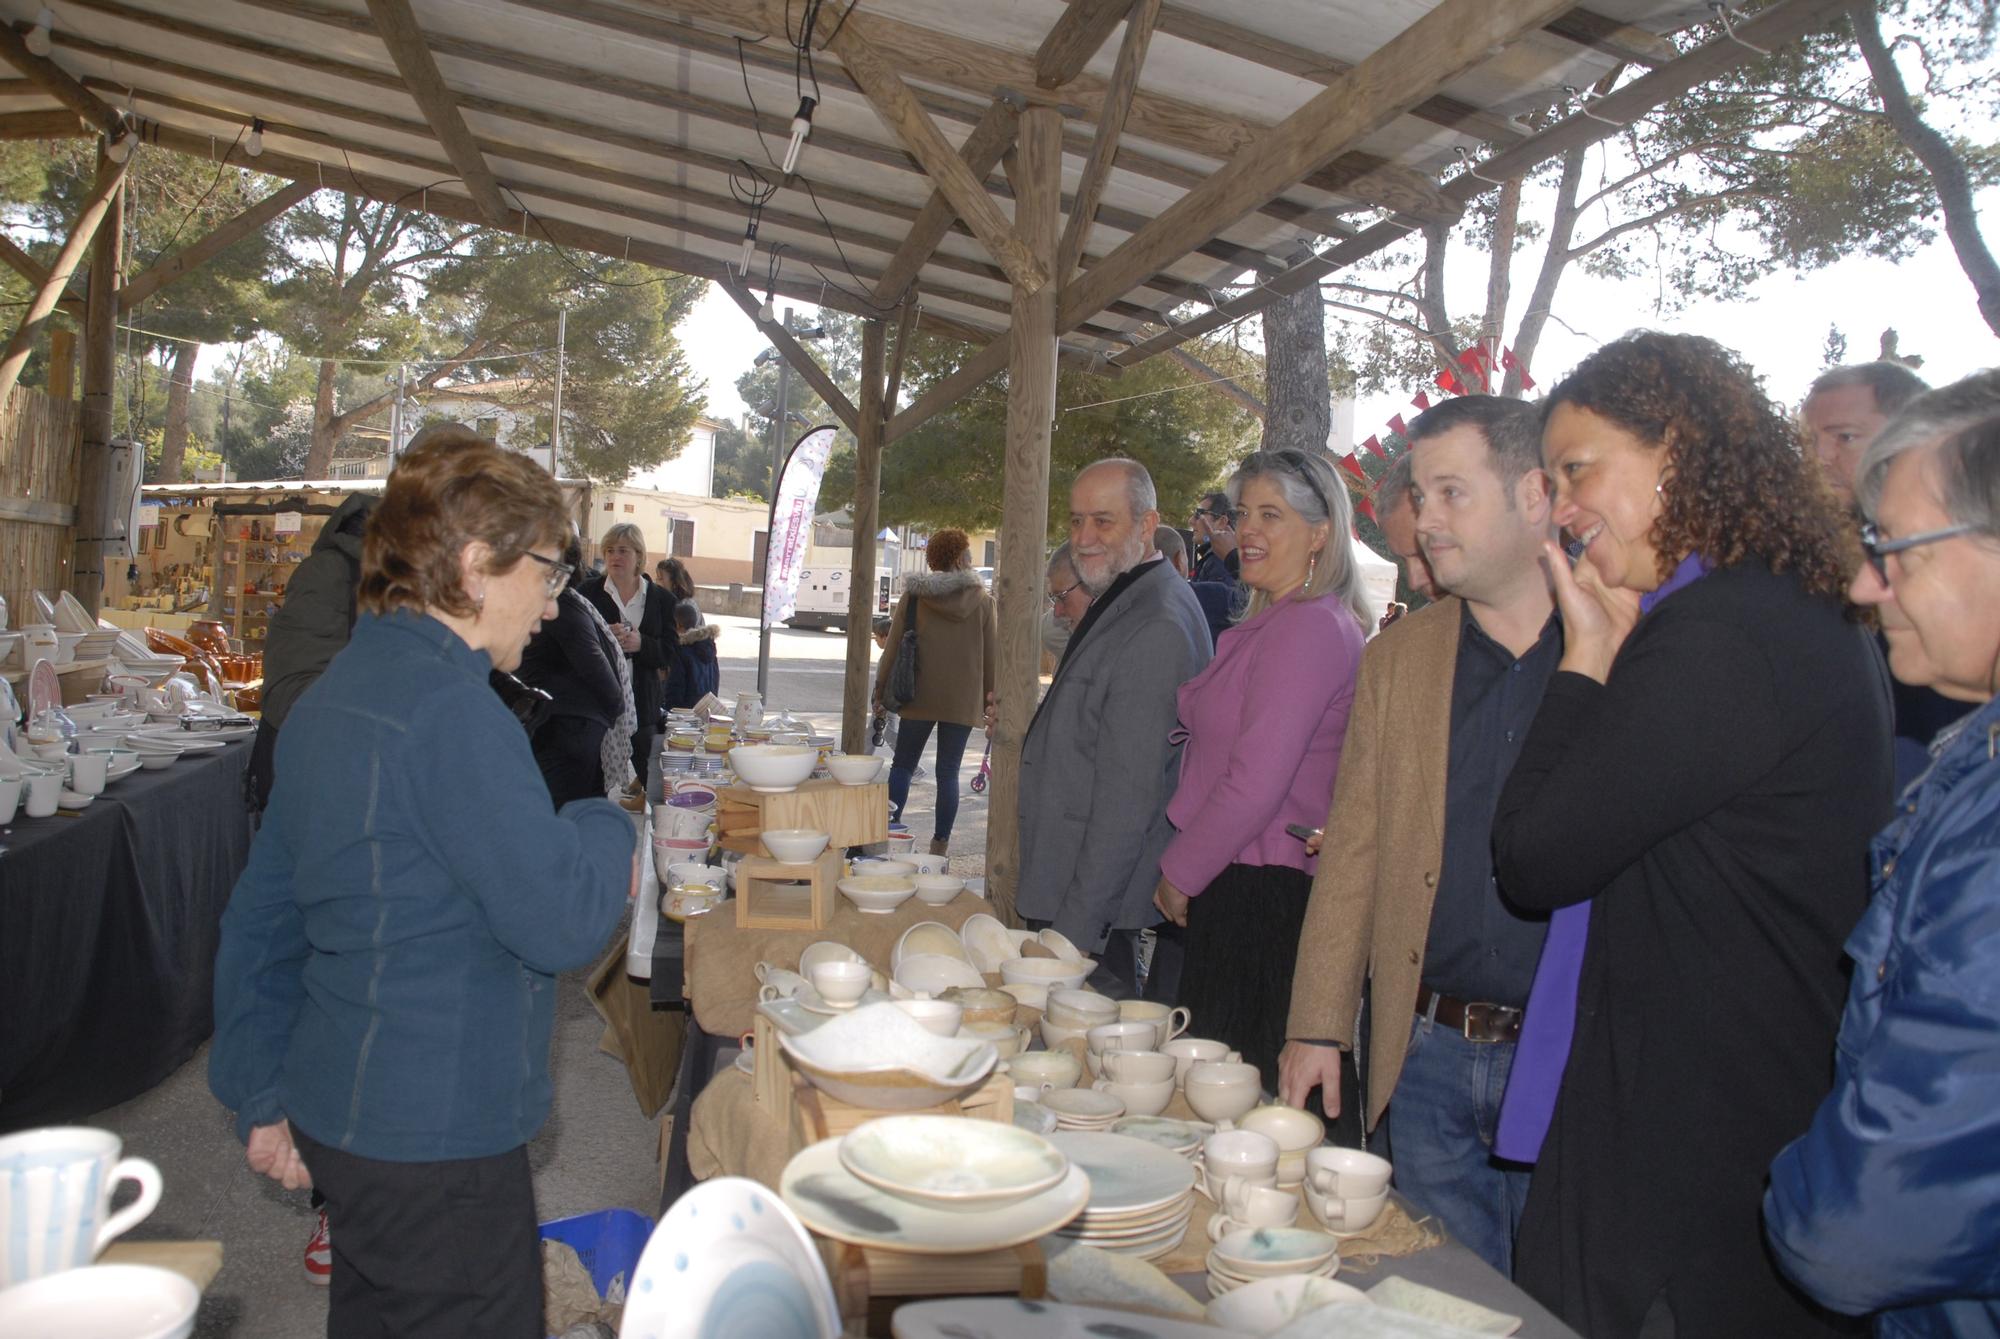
<box><xmin>1153</xmin><ymin>449</ymin><xmax>1370</xmax><ymax>1087</ymax></box>
<box><xmin>210</xmin><ymin>433</ymin><xmax>635</xmax><ymax>1334</ymax></box>
<box><xmin>579</xmin><ymin>521</ymin><xmax>674</xmax><ymax>776</ymax></box>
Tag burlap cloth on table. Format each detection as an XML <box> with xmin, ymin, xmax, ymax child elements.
<box><xmin>682</xmin><ymin>892</ymin><xmax>1006</xmax><ymax>1040</ymax></box>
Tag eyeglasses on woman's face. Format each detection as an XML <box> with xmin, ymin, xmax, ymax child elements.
<box><xmin>522</xmin><ymin>549</ymin><xmax>575</xmax><ymax>599</ymax></box>
<box><xmin>1859</xmin><ymin>520</ymin><xmax>1975</xmax><ymax>586</ymax></box>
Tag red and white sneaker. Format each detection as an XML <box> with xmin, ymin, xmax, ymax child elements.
<box><xmin>303</xmin><ymin>1209</ymin><xmax>331</xmax><ymax>1285</ymax></box>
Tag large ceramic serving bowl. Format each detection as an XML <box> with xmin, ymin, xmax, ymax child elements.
<box><xmin>837</xmin><ymin>1115</ymin><xmax>1068</xmax><ymax>1212</ymax></box>
<box><xmin>1000</xmin><ymin>956</ymin><xmax>1095</xmax><ymax>992</ymax></box>
<box><xmin>838</xmin><ymin>876</ymin><xmax>917</xmax><ymax>915</ymax></box>
<box><xmin>728</xmin><ymin>744</ymin><xmax>818</xmax><ymax>792</ymax></box>
<box><xmin>894</xmin><ymin>952</ymin><xmax>985</xmax><ymax>997</ymax></box>
<box><xmin>959</xmin><ymin>912</ymin><xmax>1019</xmax><ymax>974</ymax></box>
<box><xmin>0</xmin><ymin>1263</ymin><xmax>199</xmax><ymax>1339</ymax></box>
<box><xmin>778</xmin><ymin>1003</ymin><xmax>998</xmax><ymax>1110</ymax></box>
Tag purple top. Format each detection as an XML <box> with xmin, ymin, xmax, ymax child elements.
<box><xmin>1161</xmin><ymin>592</ymin><xmax>1364</xmax><ymax>896</ymax></box>
<box><xmin>1495</xmin><ymin>552</ymin><xmax>1711</xmax><ymax>1163</ymax></box>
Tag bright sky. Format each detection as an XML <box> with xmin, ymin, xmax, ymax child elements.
<box><xmin>686</xmin><ymin>188</ymin><xmax>2000</xmax><ymax>451</ymax></box>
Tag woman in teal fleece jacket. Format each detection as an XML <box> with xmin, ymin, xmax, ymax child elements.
<box><xmin>210</xmin><ymin>433</ymin><xmax>636</xmax><ymax>1336</ymax></box>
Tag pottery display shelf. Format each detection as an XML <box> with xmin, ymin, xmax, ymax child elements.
<box><xmin>717</xmin><ymin>776</ymin><xmax>888</xmax><ymax>857</ymax></box>
<box><xmin>734</xmin><ymin>848</ymin><xmax>844</xmax><ymax>931</ymax></box>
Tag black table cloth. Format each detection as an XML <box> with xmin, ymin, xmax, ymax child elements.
<box><xmin>1</xmin><ymin>740</ymin><xmax>253</xmax><ymax>1131</ymax></box>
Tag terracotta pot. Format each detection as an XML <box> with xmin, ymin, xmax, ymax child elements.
<box><xmin>186</xmin><ymin>620</ymin><xmax>231</xmax><ymax>656</ymax></box>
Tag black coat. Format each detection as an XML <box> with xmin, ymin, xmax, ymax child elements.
<box><xmin>517</xmin><ymin>589</ymin><xmax>624</xmax><ymax>726</ymax></box>
<box><xmin>576</xmin><ymin>573</ymin><xmax>672</xmax><ymax>733</ymax></box>
<box><xmin>1493</xmin><ymin>560</ymin><xmax>1892</xmax><ymax>1339</ymax></box>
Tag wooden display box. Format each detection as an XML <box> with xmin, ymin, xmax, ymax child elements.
<box><xmin>825</xmin><ymin>1239</ymin><xmax>1046</xmax><ymax>1333</ymax></box>
<box><xmin>734</xmin><ymin>849</ymin><xmax>843</xmax><ymax>930</ymax></box>
<box><xmin>717</xmin><ymin>778</ymin><xmax>888</xmax><ymax>855</ymax></box>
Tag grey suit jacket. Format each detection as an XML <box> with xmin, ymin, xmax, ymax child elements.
<box><xmin>1015</xmin><ymin>561</ymin><xmax>1213</xmax><ymax>952</ymax></box>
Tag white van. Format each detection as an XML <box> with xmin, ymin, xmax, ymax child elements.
<box><xmin>785</xmin><ymin>566</ymin><xmax>895</xmax><ymax>632</ymax></box>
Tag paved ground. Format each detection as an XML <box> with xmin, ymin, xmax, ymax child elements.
<box><xmin>88</xmin><ymin>618</ymin><xmax>994</xmax><ymax>1335</ymax></box>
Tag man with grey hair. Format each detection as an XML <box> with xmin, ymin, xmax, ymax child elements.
<box><xmin>1374</xmin><ymin>453</ymin><xmax>1438</xmax><ymax>617</ymax></box>
<box><xmin>1015</xmin><ymin>457</ymin><xmax>1212</xmax><ymax>996</ymax></box>
<box><xmin>1042</xmin><ymin>541</ymin><xmax>1090</xmax><ymax>658</ymax></box>
<box><xmin>1803</xmin><ymin>361</ymin><xmax>1929</xmax><ymax>506</ymax></box>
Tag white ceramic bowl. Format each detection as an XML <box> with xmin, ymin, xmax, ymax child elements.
<box><xmin>839</xmin><ymin>876</ymin><xmax>917</xmax><ymax>915</ymax></box>
<box><xmin>1211</xmin><ymin>1225</ymin><xmax>1340</xmax><ymax>1278</ymax></box>
<box><xmin>894</xmin><ymin>921</ymin><xmax>971</xmax><ymax>968</ymax></box>
<box><xmin>894</xmin><ymin>952</ymin><xmax>985</xmax><ymax>997</ymax></box>
<box><xmin>959</xmin><ymin>912</ymin><xmax>1019</xmax><ymax>973</ymax></box>
<box><xmin>912</xmin><ymin>873</ymin><xmax>965</xmax><ymax>905</ymax></box>
<box><xmin>728</xmin><ymin>743</ymin><xmax>818</xmax><ymax>791</ymax></box>
<box><xmin>779</xmin><ymin>1002</ymin><xmax>998</xmax><ymax>1109</ymax></box>
<box><xmin>762</xmin><ymin>828</ymin><xmax>830</xmax><ymax>863</ymax></box>
<box><xmin>852</xmin><ymin>858</ymin><xmax>917</xmax><ymax>879</ymax></box>
<box><xmin>799</xmin><ymin>941</ymin><xmax>865</xmax><ymax>978</ymax></box>
<box><xmin>0</xmin><ymin>1263</ymin><xmax>199</xmax><ymax>1339</ymax></box>
<box><xmin>665</xmin><ymin>862</ymin><xmax>727</xmax><ymax>892</ymax></box>
<box><xmin>827</xmin><ymin>754</ymin><xmax>885</xmax><ymax>785</ymax></box>
<box><xmin>893</xmin><ymin>998</ymin><xmax>965</xmax><ymax>1037</ymax></box>
<box><xmin>838</xmin><ymin>1114</ymin><xmax>1067</xmax><ymax>1211</ymax></box>
<box><xmin>1204</xmin><ymin>1275</ymin><xmax>1370</xmax><ymax>1335</ymax></box>
<box><xmin>1001</xmin><ymin>956</ymin><xmax>1095</xmax><ymax>992</ymax></box>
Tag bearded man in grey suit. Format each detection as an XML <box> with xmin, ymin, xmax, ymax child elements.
<box><xmin>1015</xmin><ymin>458</ymin><xmax>1213</xmax><ymax>997</ymax></box>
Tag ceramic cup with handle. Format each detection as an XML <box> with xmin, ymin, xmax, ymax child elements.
<box><xmin>0</xmin><ymin>1126</ymin><xmax>163</xmax><ymax>1288</ymax></box>
<box><xmin>1117</xmin><ymin>1000</ymin><xmax>1191</xmax><ymax>1049</ymax></box>
<box><xmin>22</xmin><ymin>768</ymin><xmax>61</xmax><ymax>819</ymax></box>
<box><xmin>67</xmin><ymin>750</ymin><xmax>111</xmax><ymax>796</ymax></box>
<box><xmin>1092</xmin><ymin>1075</ymin><xmax>1176</xmax><ymax>1117</ymax></box>
<box><xmin>1195</xmin><ymin>1128</ymin><xmax>1279</xmax><ymax>1202</ymax></box>
<box><xmin>1161</xmin><ymin>1036</ymin><xmax>1239</xmax><ymax>1086</ymax></box>
<box><xmin>1184</xmin><ymin>1059</ymin><xmax>1262</xmax><ymax>1124</ymax></box>
<box><xmin>960</xmin><ymin>1021</ymin><xmax>1030</xmax><ymax>1058</ymax></box>
<box><xmin>1224</xmin><ymin>1174</ymin><xmax>1303</xmax><ymax>1229</ymax></box>
<box><xmin>1306</xmin><ymin>1183</ymin><xmax>1391</xmax><ymax>1234</ymax></box>
<box><xmin>1099</xmin><ymin>1049</ymin><xmax>1176</xmax><ymax>1085</ymax></box>
<box><xmin>1305</xmin><ymin>1145</ymin><xmax>1392</xmax><ymax>1199</ymax></box>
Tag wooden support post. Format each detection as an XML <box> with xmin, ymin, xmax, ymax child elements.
<box><xmin>0</xmin><ymin>150</ymin><xmax>126</xmax><ymax>409</ymax></box>
<box><xmin>71</xmin><ymin>150</ymin><xmax>123</xmax><ymax>616</ymax></box>
<box><xmin>46</xmin><ymin>328</ymin><xmax>75</xmax><ymax>400</ymax></box>
<box><xmin>882</xmin><ymin>297</ymin><xmax>919</xmax><ymax>420</ymax></box>
<box><xmin>985</xmin><ymin>106</ymin><xmax>1063</xmax><ymax>927</ymax></box>
<box><xmin>842</xmin><ymin>321</ymin><xmax>888</xmax><ymax>755</ymax></box>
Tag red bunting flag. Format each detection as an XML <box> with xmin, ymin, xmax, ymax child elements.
<box><xmin>1387</xmin><ymin>414</ymin><xmax>1408</xmax><ymax>439</ymax></box>
<box><xmin>1358</xmin><ymin>496</ymin><xmax>1377</xmax><ymax>523</ymax></box>
<box><xmin>1337</xmin><ymin>454</ymin><xmax>1366</xmax><ymax>481</ymax></box>
<box><xmin>1435</xmin><ymin>369</ymin><xmax>1463</xmax><ymax>395</ymax></box>
<box><xmin>1501</xmin><ymin>346</ymin><xmax>1536</xmax><ymax>390</ymax></box>
<box><xmin>1362</xmin><ymin>434</ymin><xmax>1386</xmax><ymax>459</ymax></box>
<box><xmin>1412</xmin><ymin>391</ymin><xmax>1432</xmax><ymax>411</ymax></box>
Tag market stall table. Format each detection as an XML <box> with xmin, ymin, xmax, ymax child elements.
<box><xmin>0</xmin><ymin>739</ymin><xmax>253</xmax><ymax>1130</ymax></box>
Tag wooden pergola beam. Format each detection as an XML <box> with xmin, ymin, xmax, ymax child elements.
<box><xmin>870</xmin><ymin>100</ymin><xmax>1018</xmax><ymax>306</ymax></box>
<box><xmin>1165</xmin><ymin>346</ymin><xmax>1265</xmax><ymax>419</ymax></box>
<box><xmin>0</xmin><ymin>108</ymin><xmax>89</xmax><ymax>139</ymax></box>
<box><xmin>1107</xmin><ymin>0</ymin><xmax>1848</xmax><ymax>368</ymax></box>
<box><xmin>884</xmin><ymin>335</ymin><xmax>1009</xmax><ymax>445</ymax></box>
<box><xmin>717</xmin><ymin>277</ymin><xmax>862</xmax><ymax>434</ymax></box>
<box><xmin>1058</xmin><ymin>0</ymin><xmax>1159</xmax><ymax>281</ymax></box>
<box><xmin>363</xmin><ymin>0</ymin><xmax>510</xmax><ymax>226</ymax></box>
<box><xmin>882</xmin><ymin>296</ymin><xmax>920</xmax><ymax>421</ymax></box>
<box><xmin>0</xmin><ymin>151</ymin><xmax>125</xmax><ymax>408</ymax></box>
<box><xmin>1059</xmin><ymin>0</ymin><xmax>1579</xmax><ymax>335</ymax></box>
<box><xmin>827</xmin><ymin>22</ymin><xmax>1049</xmax><ymax>296</ymax></box>
<box><xmin>1036</xmin><ymin>0</ymin><xmax>1134</xmax><ymax>88</ymax></box>
<box><xmin>0</xmin><ymin>232</ymin><xmax>84</xmax><ymax>311</ymax></box>
<box><xmin>0</xmin><ymin>21</ymin><xmax>119</xmax><ymax>134</ymax></box>
<box><xmin>1545</xmin><ymin>9</ymin><xmax>1679</xmax><ymax>67</ymax></box>
<box><xmin>119</xmin><ymin>180</ymin><xmax>317</xmax><ymax>311</ymax></box>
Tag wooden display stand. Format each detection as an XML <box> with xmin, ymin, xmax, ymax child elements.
<box><xmin>734</xmin><ymin>848</ymin><xmax>843</xmax><ymax>930</ymax></box>
<box><xmin>717</xmin><ymin>777</ymin><xmax>888</xmax><ymax>855</ymax></box>
<box><xmin>825</xmin><ymin>1238</ymin><xmax>1047</xmax><ymax>1333</ymax></box>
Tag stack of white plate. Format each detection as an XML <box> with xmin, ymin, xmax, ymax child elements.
<box><xmin>1205</xmin><ymin>1225</ymin><xmax>1340</xmax><ymax>1297</ymax></box>
<box><xmin>1108</xmin><ymin>1115</ymin><xmax>1204</xmax><ymax>1158</ymax></box>
<box><xmin>1042</xmin><ymin>1088</ymin><xmax>1124</xmax><ymax>1132</ymax></box>
<box><xmin>1047</xmin><ymin>1131</ymin><xmax>1197</xmax><ymax>1260</ymax></box>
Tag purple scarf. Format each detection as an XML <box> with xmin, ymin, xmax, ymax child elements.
<box><xmin>1494</xmin><ymin>553</ymin><xmax>1710</xmax><ymax>1163</ymax></box>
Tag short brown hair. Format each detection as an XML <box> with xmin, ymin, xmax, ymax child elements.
<box><xmin>359</xmin><ymin>434</ymin><xmax>569</xmax><ymax>618</ymax></box>
<box><xmin>926</xmin><ymin>528</ymin><xmax>970</xmax><ymax>572</ymax></box>
<box><xmin>600</xmin><ymin>522</ymin><xmax>647</xmax><ymax>569</ymax></box>
<box><xmin>1546</xmin><ymin>331</ymin><xmax>1852</xmax><ymax>600</ymax></box>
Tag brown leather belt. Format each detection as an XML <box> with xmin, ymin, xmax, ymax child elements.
<box><xmin>1416</xmin><ymin>985</ymin><xmax>1523</xmax><ymax>1044</ymax></box>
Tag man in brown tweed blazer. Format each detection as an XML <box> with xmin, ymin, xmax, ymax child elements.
<box><xmin>1278</xmin><ymin>396</ymin><xmax>1559</xmax><ymax>1276</ymax></box>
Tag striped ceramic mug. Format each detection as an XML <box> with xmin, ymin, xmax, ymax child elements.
<box><xmin>1</xmin><ymin>1126</ymin><xmax>161</xmax><ymax>1288</ymax></box>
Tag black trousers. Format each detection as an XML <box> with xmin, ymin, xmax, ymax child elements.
<box><xmin>291</xmin><ymin>1125</ymin><xmax>542</xmax><ymax>1339</ymax></box>
<box><xmin>532</xmin><ymin>716</ymin><xmax>609</xmax><ymax>809</ymax></box>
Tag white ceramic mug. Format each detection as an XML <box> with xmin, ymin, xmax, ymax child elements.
<box><xmin>1117</xmin><ymin>1000</ymin><xmax>1191</xmax><ymax>1048</ymax></box>
<box><xmin>1003</xmin><ymin>1049</ymin><xmax>1082</xmax><ymax>1089</ymax></box>
<box><xmin>22</xmin><ymin>769</ymin><xmax>61</xmax><ymax>818</ymax></box>
<box><xmin>1092</xmin><ymin>1075</ymin><xmax>1176</xmax><ymax>1117</ymax></box>
<box><xmin>1224</xmin><ymin>1175</ymin><xmax>1303</xmax><ymax>1229</ymax></box>
<box><xmin>1305</xmin><ymin>1145</ymin><xmax>1393</xmax><ymax>1199</ymax></box>
<box><xmin>1099</xmin><ymin>1049</ymin><xmax>1177</xmax><ymax>1085</ymax></box>
<box><xmin>68</xmin><ymin>750</ymin><xmax>110</xmax><ymax>796</ymax></box>
<box><xmin>0</xmin><ymin>777</ymin><xmax>20</xmax><ymax>824</ymax></box>
<box><xmin>0</xmin><ymin>1127</ymin><xmax>162</xmax><ymax>1288</ymax></box>
<box><xmin>1195</xmin><ymin>1129</ymin><xmax>1279</xmax><ymax>1202</ymax></box>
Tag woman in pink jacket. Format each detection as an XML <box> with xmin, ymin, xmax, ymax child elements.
<box><xmin>1155</xmin><ymin>449</ymin><xmax>1370</xmax><ymax>1089</ymax></box>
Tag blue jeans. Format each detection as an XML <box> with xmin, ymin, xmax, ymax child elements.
<box><xmin>888</xmin><ymin>719</ymin><xmax>972</xmax><ymax>842</ymax></box>
<box><xmin>1385</xmin><ymin>1011</ymin><xmax>1532</xmax><ymax>1277</ymax></box>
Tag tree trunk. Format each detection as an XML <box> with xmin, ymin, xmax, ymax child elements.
<box><xmin>154</xmin><ymin>340</ymin><xmax>199</xmax><ymax>483</ymax></box>
<box><xmin>1506</xmin><ymin>146</ymin><xmax>1588</xmax><ymax>397</ymax></box>
<box><xmin>1260</xmin><ymin>268</ymin><xmax>1330</xmax><ymax>454</ymax></box>
<box><xmin>306</xmin><ymin>357</ymin><xmax>339</xmax><ymax>479</ymax></box>
<box><xmin>1413</xmin><ymin>221</ymin><xmax>1468</xmax><ymax>383</ymax></box>
<box><xmin>1482</xmin><ymin>177</ymin><xmax>1522</xmax><ymax>388</ymax></box>
<box><xmin>1849</xmin><ymin>0</ymin><xmax>2000</xmax><ymax>337</ymax></box>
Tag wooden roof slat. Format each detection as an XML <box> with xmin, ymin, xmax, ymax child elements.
<box><xmin>1107</xmin><ymin>0</ymin><xmax>1849</xmax><ymax>368</ymax></box>
<box><xmin>1543</xmin><ymin>9</ymin><xmax>1680</xmax><ymax>67</ymax></box>
<box><xmin>1035</xmin><ymin>0</ymin><xmax>1135</xmax><ymax>89</ymax></box>
<box><xmin>0</xmin><ymin>107</ymin><xmax>89</xmax><ymax>138</ymax></box>
<box><xmin>1058</xmin><ymin>0</ymin><xmax>1159</xmax><ymax>282</ymax></box>
<box><xmin>1059</xmin><ymin>0</ymin><xmax>1579</xmax><ymax>334</ymax></box>
<box><xmin>362</xmin><ymin>0</ymin><xmax>509</xmax><ymax>225</ymax></box>
<box><xmin>717</xmin><ymin>276</ymin><xmax>861</xmax><ymax>432</ymax></box>
<box><xmin>826</xmin><ymin>21</ymin><xmax>1050</xmax><ymax>295</ymax></box>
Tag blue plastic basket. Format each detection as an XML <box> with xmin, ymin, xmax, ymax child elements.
<box><xmin>539</xmin><ymin>1207</ymin><xmax>655</xmax><ymax>1307</ymax></box>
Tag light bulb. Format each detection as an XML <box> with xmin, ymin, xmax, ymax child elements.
<box><xmin>737</xmin><ymin>221</ymin><xmax>758</xmax><ymax>278</ymax></box>
<box><xmin>245</xmin><ymin>118</ymin><xmax>264</xmax><ymax>158</ymax></box>
<box><xmin>104</xmin><ymin>125</ymin><xmax>133</xmax><ymax>164</ymax></box>
<box><xmin>782</xmin><ymin>95</ymin><xmax>816</xmax><ymax>176</ymax></box>
<box><xmin>23</xmin><ymin>8</ymin><xmax>53</xmax><ymax>57</ymax></box>
<box><xmin>757</xmin><ymin>295</ymin><xmax>777</xmax><ymax>324</ymax></box>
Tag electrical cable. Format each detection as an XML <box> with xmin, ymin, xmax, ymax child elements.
<box><xmin>140</xmin><ymin>125</ymin><xmax>247</xmax><ymax>270</ymax></box>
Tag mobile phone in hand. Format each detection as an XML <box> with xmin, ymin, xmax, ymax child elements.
<box><xmin>1284</xmin><ymin>822</ymin><xmax>1322</xmax><ymax>842</ymax></box>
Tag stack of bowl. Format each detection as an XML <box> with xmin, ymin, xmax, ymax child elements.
<box><xmin>1038</xmin><ymin>988</ymin><xmax>1118</xmax><ymax>1050</ymax></box>
<box><xmin>1236</xmin><ymin>1105</ymin><xmax>1326</xmax><ymax>1190</ymax></box>
<box><xmin>835</xmin><ymin>1115</ymin><xmax>1070</xmax><ymax>1214</ymax></box>
<box><xmin>1041</xmin><ymin>1087</ymin><xmax>1125</xmax><ymax>1131</ymax></box>
<box><xmin>1303</xmin><ymin>1147</ymin><xmax>1392</xmax><ymax>1235</ymax></box>
<box><xmin>1205</xmin><ymin>1225</ymin><xmax>1341</xmax><ymax>1297</ymax></box>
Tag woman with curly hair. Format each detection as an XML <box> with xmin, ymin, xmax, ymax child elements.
<box><xmin>1490</xmin><ymin>332</ymin><xmax>1893</xmax><ymax>1337</ymax></box>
